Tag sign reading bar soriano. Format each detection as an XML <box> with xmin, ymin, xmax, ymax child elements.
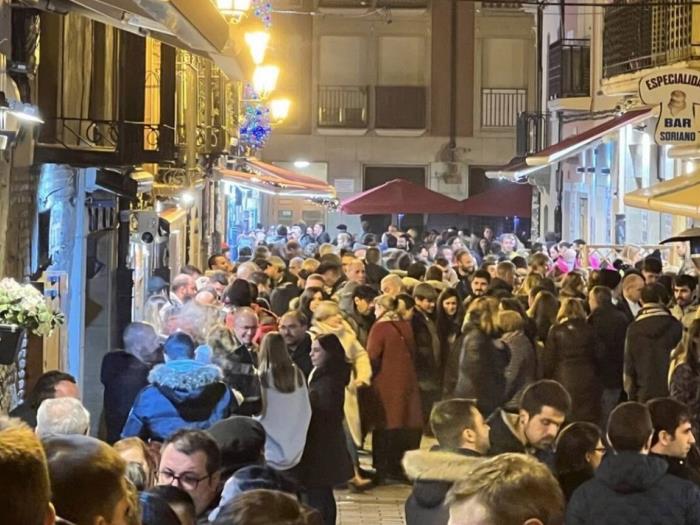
<box><xmin>640</xmin><ymin>69</ymin><xmax>700</xmax><ymax>146</ymax></box>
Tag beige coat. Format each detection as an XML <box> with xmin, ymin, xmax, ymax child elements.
<box><xmin>310</xmin><ymin>319</ymin><xmax>371</xmax><ymax>446</ymax></box>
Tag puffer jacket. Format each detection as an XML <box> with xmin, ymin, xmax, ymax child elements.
<box><xmin>121</xmin><ymin>359</ymin><xmax>236</xmax><ymax>441</ymax></box>
<box><xmin>403</xmin><ymin>447</ymin><xmax>484</xmax><ymax>525</ymax></box>
<box><xmin>566</xmin><ymin>452</ymin><xmax>700</xmax><ymax>525</ymax></box>
<box><xmin>624</xmin><ymin>304</ymin><xmax>683</xmax><ymax>402</ymax></box>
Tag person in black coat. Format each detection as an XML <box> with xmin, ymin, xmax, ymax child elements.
<box><xmin>9</xmin><ymin>370</ymin><xmax>79</xmax><ymax>429</ymax></box>
<box><xmin>543</xmin><ymin>298</ymin><xmax>603</xmax><ymax>424</ymax></box>
<box><xmin>588</xmin><ymin>286</ymin><xmax>630</xmax><ymax>427</ymax></box>
<box><xmin>297</xmin><ymin>333</ymin><xmax>353</xmax><ymax>525</ymax></box>
<box><xmin>624</xmin><ymin>284</ymin><xmax>683</xmax><ymax>402</ymax></box>
<box><xmin>566</xmin><ymin>402</ymin><xmax>700</xmax><ymax>525</ymax></box>
<box><xmin>554</xmin><ymin>422</ymin><xmax>605</xmax><ymax>501</ymax></box>
<box><xmin>279</xmin><ymin>310</ymin><xmax>314</xmax><ymax>379</ymax></box>
<box><xmin>452</xmin><ymin>297</ymin><xmax>510</xmax><ymax>417</ymax></box>
<box><xmin>101</xmin><ymin>322</ymin><xmax>162</xmax><ymax>443</ymax></box>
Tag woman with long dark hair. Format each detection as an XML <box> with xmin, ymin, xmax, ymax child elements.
<box><xmin>297</xmin><ymin>333</ymin><xmax>353</xmax><ymax>525</ymax></box>
<box><xmin>435</xmin><ymin>288</ymin><xmax>465</xmax><ymax>366</ymax></box>
<box><xmin>527</xmin><ymin>290</ymin><xmax>559</xmax><ymax>345</ymax></box>
<box><xmin>298</xmin><ymin>287</ymin><xmax>325</xmax><ymax>323</ymax></box>
<box><xmin>256</xmin><ymin>332</ymin><xmax>311</xmax><ymax>472</ymax></box>
<box><xmin>671</xmin><ymin>320</ymin><xmax>700</xmax><ymax>437</ymax></box>
<box><xmin>554</xmin><ymin>422</ymin><xmax>605</xmax><ymax>501</ymax></box>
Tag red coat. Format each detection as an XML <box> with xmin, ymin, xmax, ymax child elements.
<box><xmin>367</xmin><ymin>319</ymin><xmax>423</xmax><ymax>430</ymax></box>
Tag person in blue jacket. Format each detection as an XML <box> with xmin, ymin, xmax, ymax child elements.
<box><xmin>121</xmin><ymin>332</ymin><xmax>236</xmax><ymax>441</ymax></box>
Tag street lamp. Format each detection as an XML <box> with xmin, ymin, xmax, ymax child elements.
<box><xmin>252</xmin><ymin>65</ymin><xmax>279</xmax><ymax>98</ymax></box>
<box><xmin>245</xmin><ymin>32</ymin><xmax>270</xmax><ymax>65</ymax></box>
<box><xmin>216</xmin><ymin>0</ymin><xmax>251</xmax><ymax>21</ymax></box>
<box><xmin>269</xmin><ymin>97</ymin><xmax>290</xmax><ymax>123</ymax></box>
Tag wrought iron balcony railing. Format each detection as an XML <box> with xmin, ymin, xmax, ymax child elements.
<box><xmin>481</xmin><ymin>88</ymin><xmax>527</xmax><ymax>128</ymax></box>
<box><xmin>318</xmin><ymin>85</ymin><xmax>369</xmax><ymax>129</ymax></box>
<box><xmin>516</xmin><ymin>112</ymin><xmax>550</xmax><ymax>157</ymax></box>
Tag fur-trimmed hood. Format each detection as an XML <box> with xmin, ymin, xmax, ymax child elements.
<box><xmin>149</xmin><ymin>359</ymin><xmax>223</xmax><ymax>390</ymax></box>
<box><xmin>403</xmin><ymin>449</ymin><xmax>484</xmax><ymax>482</ymax></box>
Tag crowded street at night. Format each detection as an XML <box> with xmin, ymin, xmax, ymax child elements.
<box><xmin>4</xmin><ymin>1</ymin><xmax>700</xmax><ymax>524</ymax></box>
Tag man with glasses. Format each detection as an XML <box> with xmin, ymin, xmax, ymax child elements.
<box><xmin>158</xmin><ymin>429</ymin><xmax>222</xmax><ymax>523</ymax></box>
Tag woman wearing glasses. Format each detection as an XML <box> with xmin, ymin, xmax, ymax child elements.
<box><xmin>554</xmin><ymin>421</ymin><xmax>606</xmax><ymax>501</ymax></box>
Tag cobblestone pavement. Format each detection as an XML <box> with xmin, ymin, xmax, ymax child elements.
<box><xmin>336</xmin><ymin>483</ymin><xmax>411</xmax><ymax>525</ymax></box>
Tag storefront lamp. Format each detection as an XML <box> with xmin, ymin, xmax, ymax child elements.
<box><xmin>245</xmin><ymin>32</ymin><xmax>270</xmax><ymax>65</ymax></box>
<box><xmin>270</xmin><ymin>98</ymin><xmax>291</xmax><ymax>123</ymax></box>
<box><xmin>217</xmin><ymin>0</ymin><xmax>251</xmax><ymax>21</ymax></box>
<box><xmin>180</xmin><ymin>191</ymin><xmax>196</xmax><ymax>207</ymax></box>
<box><xmin>252</xmin><ymin>65</ymin><xmax>279</xmax><ymax>98</ymax></box>
<box><xmin>0</xmin><ymin>91</ymin><xmax>43</xmax><ymax>124</ymax></box>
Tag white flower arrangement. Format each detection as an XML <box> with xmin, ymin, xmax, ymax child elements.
<box><xmin>0</xmin><ymin>278</ymin><xmax>64</xmax><ymax>336</ymax></box>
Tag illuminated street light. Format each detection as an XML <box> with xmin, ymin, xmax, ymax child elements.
<box><xmin>252</xmin><ymin>65</ymin><xmax>279</xmax><ymax>98</ymax></box>
<box><xmin>270</xmin><ymin>98</ymin><xmax>291</xmax><ymax>123</ymax></box>
<box><xmin>216</xmin><ymin>0</ymin><xmax>251</xmax><ymax>21</ymax></box>
<box><xmin>245</xmin><ymin>32</ymin><xmax>270</xmax><ymax>65</ymax></box>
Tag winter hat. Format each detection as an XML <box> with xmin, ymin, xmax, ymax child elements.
<box><xmin>207</xmin><ymin>416</ymin><xmax>266</xmax><ymax>480</ymax></box>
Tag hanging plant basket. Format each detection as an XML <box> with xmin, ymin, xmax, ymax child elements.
<box><xmin>0</xmin><ymin>324</ymin><xmax>25</xmax><ymax>365</ymax></box>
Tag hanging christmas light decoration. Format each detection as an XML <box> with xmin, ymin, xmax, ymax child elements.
<box><xmin>252</xmin><ymin>0</ymin><xmax>273</xmax><ymax>28</ymax></box>
<box><xmin>239</xmin><ymin>102</ymin><xmax>272</xmax><ymax>149</ymax></box>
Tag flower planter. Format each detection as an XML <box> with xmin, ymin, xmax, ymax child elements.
<box><xmin>0</xmin><ymin>324</ymin><xmax>25</xmax><ymax>365</ymax></box>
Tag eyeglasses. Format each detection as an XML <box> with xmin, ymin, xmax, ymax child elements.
<box><xmin>159</xmin><ymin>470</ymin><xmax>211</xmax><ymax>490</ymax></box>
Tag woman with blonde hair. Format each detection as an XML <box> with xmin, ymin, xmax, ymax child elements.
<box><xmin>367</xmin><ymin>294</ymin><xmax>422</xmax><ymax>481</ymax></box>
<box><xmin>543</xmin><ymin>297</ymin><xmax>602</xmax><ymax>423</ymax></box>
<box><xmin>559</xmin><ymin>271</ymin><xmax>588</xmax><ymax>302</ymax></box>
<box><xmin>499</xmin><ymin>308</ymin><xmax>537</xmax><ymax>405</ymax></box>
<box><xmin>449</xmin><ymin>297</ymin><xmax>509</xmax><ymax>415</ymax></box>
<box><xmin>309</xmin><ymin>300</ymin><xmax>372</xmax><ymax>488</ymax></box>
<box><xmin>113</xmin><ymin>437</ymin><xmax>158</xmax><ymax>489</ymax></box>
<box><xmin>255</xmin><ymin>332</ymin><xmax>311</xmax><ymax>471</ymax></box>
<box><xmin>527</xmin><ymin>290</ymin><xmax>559</xmax><ymax>344</ymax></box>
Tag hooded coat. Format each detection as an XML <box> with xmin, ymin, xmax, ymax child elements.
<box><xmin>403</xmin><ymin>448</ymin><xmax>483</xmax><ymax>525</ymax></box>
<box><xmin>121</xmin><ymin>359</ymin><xmax>235</xmax><ymax>441</ymax></box>
<box><xmin>624</xmin><ymin>304</ymin><xmax>683</xmax><ymax>402</ymax></box>
<box><xmin>566</xmin><ymin>452</ymin><xmax>700</xmax><ymax>525</ymax></box>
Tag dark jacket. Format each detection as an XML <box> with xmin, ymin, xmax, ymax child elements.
<box><xmin>403</xmin><ymin>448</ymin><xmax>483</xmax><ymax>525</ymax></box>
<box><xmin>454</xmin><ymin>326</ymin><xmax>510</xmax><ymax>417</ymax></box>
<box><xmin>121</xmin><ymin>359</ymin><xmax>235</xmax><ymax>441</ymax></box>
<box><xmin>486</xmin><ymin>277</ymin><xmax>514</xmax><ymax>298</ymax></box>
<box><xmin>589</xmin><ymin>305</ymin><xmax>629</xmax><ymax>390</ymax></box>
<box><xmin>650</xmin><ymin>453</ymin><xmax>700</xmax><ymax>487</ymax></box>
<box><xmin>671</xmin><ymin>363</ymin><xmax>700</xmax><ymax>438</ymax></box>
<box><xmin>558</xmin><ymin>468</ymin><xmax>594</xmax><ymax>502</ymax></box>
<box><xmin>624</xmin><ymin>304</ymin><xmax>683</xmax><ymax>402</ymax></box>
<box><xmin>543</xmin><ymin>318</ymin><xmax>603</xmax><ymax>423</ymax></box>
<box><xmin>566</xmin><ymin>452</ymin><xmax>700</xmax><ymax>525</ymax></box>
<box><xmin>501</xmin><ymin>329</ymin><xmax>537</xmax><ymax>407</ymax></box>
<box><xmin>270</xmin><ymin>282</ymin><xmax>302</xmax><ymax>317</ymax></box>
<box><xmin>365</xmin><ymin>262</ymin><xmax>389</xmax><ymax>290</ymax></box>
<box><xmin>101</xmin><ymin>350</ymin><xmax>151</xmax><ymax>444</ymax></box>
<box><xmin>212</xmin><ymin>342</ymin><xmax>262</xmax><ymax>416</ymax></box>
<box><xmin>617</xmin><ymin>297</ymin><xmax>639</xmax><ymax>324</ymax></box>
<box><xmin>288</xmin><ymin>333</ymin><xmax>313</xmax><ymax>379</ymax></box>
<box><xmin>412</xmin><ymin>311</ymin><xmax>442</xmax><ymax>393</ymax></box>
<box><xmin>297</xmin><ymin>366</ymin><xmax>353</xmax><ymax>488</ymax></box>
<box><xmin>9</xmin><ymin>400</ymin><xmax>38</xmax><ymax>428</ymax></box>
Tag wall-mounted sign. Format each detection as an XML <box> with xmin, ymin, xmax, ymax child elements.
<box><xmin>640</xmin><ymin>69</ymin><xmax>700</xmax><ymax>146</ymax></box>
<box><xmin>334</xmin><ymin>178</ymin><xmax>355</xmax><ymax>193</ymax></box>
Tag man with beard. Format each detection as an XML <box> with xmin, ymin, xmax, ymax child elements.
<box><xmin>487</xmin><ymin>380</ymin><xmax>571</xmax><ymax>467</ymax></box>
<box><xmin>453</xmin><ymin>249</ymin><xmax>476</xmax><ymax>301</ymax></box>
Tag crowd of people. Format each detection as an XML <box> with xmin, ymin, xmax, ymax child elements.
<box><xmin>4</xmin><ymin>220</ymin><xmax>700</xmax><ymax>525</ymax></box>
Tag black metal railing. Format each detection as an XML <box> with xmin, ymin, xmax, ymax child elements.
<box><xmin>318</xmin><ymin>85</ymin><xmax>369</xmax><ymax>128</ymax></box>
<box><xmin>35</xmin><ymin>117</ymin><xmax>176</xmax><ymax>165</ymax></box>
<box><xmin>516</xmin><ymin>112</ymin><xmax>550</xmax><ymax>157</ymax></box>
<box><xmin>603</xmin><ymin>1</ymin><xmax>692</xmax><ymax>78</ymax></box>
<box><xmin>549</xmin><ymin>39</ymin><xmax>590</xmax><ymax>99</ymax></box>
<box><xmin>481</xmin><ymin>88</ymin><xmax>527</xmax><ymax>128</ymax></box>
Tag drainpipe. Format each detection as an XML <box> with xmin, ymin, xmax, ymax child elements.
<box><xmin>448</xmin><ymin>0</ymin><xmax>458</xmax><ymax>162</ymax></box>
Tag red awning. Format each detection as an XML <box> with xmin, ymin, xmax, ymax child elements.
<box><xmin>340</xmin><ymin>179</ymin><xmax>461</xmax><ymax>214</ymax></box>
<box><xmin>527</xmin><ymin>107</ymin><xmax>653</xmax><ymax>166</ymax></box>
<box><xmin>461</xmin><ymin>184</ymin><xmax>533</xmax><ymax>218</ymax></box>
<box><xmin>245</xmin><ymin>159</ymin><xmax>334</xmax><ymax>193</ymax></box>
<box><xmin>216</xmin><ymin>167</ymin><xmax>335</xmax><ymax>198</ymax></box>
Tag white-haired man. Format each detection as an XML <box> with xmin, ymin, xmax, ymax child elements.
<box><xmin>36</xmin><ymin>397</ymin><xmax>90</xmax><ymax>438</ymax></box>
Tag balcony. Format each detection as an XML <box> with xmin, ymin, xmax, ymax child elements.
<box><xmin>318</xmin><ymin>86</ymin><xmax>369</xmax><ymax>130</ymax></box>
<box><xmin>603</xmin><ymin>1</ymin><xmax>694</xmax><ymax>79</ymax></box>
<box><xmin>374</xmin><ymin>85</ymin><xmax>426</xmax><ymax>133</ymax></box>
<box><xmin>549</xmin><ymin>39</ymin><xmax>590</xmax><ymax>99</ymax></box>
<box><xmin>481</xmin><ymin>88</ymin><xmax>527</xmax><ymax>129</ymax></box>
<box><xmin>318</xmin><ymin>0</ymin><xmax>427</xmax><ymax>8</ymax></box>
<box><xmin>516</xmin><ymin>112</ymin><xmax>550</xmax><ymax>157</ymax></box>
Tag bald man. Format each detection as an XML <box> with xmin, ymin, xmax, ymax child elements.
<box><xmin>381</xmin><ymin>274</ymin><xmax>404</xmax><ymax>298</ymax></box>
<box><xmin>214</xmin><ymin>308</ymin><xmax>261</xmax><ymax>416</ymax></box>
<box><xmin>618</xmin><ymin>273</ymin><xmax>645</xmax><ymax>323</ymax></box>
